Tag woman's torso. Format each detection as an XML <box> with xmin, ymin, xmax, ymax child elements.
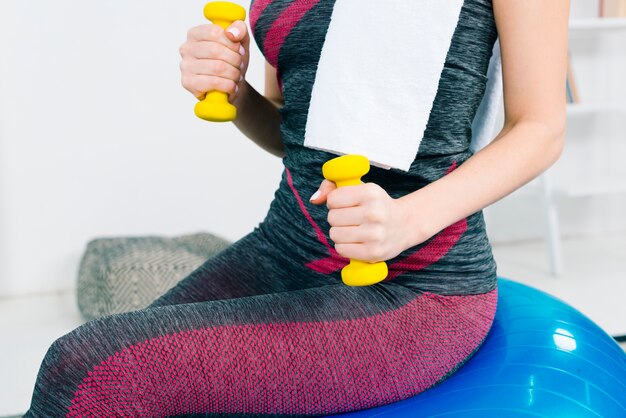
<box><xmin>249</xmin><ymin>0</ymin><xmax>499</xmax><ymax>295</ymax></box>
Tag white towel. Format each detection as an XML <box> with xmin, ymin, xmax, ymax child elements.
<box><xmin>470</xmin><ymin>38</ymin><xmax>503</xmax><ymax>153</ymax></box>
<box><xmin>303</xmin><ymin>0</ymin><xmax>503</xmax><ymax>171</ymax></box>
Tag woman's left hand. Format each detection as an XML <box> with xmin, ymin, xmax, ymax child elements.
<box><xmin>310</xmin><ymin>180</ymin><xmax>419</xmax><ymax>262</ymax></box>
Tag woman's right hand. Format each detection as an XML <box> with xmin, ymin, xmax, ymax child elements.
<box><xmin>179</xmin><ymin>20</ymin><xmax>250</xmax><ymax>103</ymax></box>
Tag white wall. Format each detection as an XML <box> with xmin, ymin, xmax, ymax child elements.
<box><xmin>0</xmin><ymin>0</ymin><xmax>283</xmax><ymax>297</ymax></box>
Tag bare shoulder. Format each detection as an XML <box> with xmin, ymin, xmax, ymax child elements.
<box><xmin>492</xmin><ymin>0</ymin><xmax>570</xmax><ymax>132</ymax></box>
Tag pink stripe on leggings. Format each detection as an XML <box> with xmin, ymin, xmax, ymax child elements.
<box><xmin>285</xmin><ymin>167</ymin><xmax>349</xmax><ymax>274</ymax></box>
<box><xmin>285</xmin><ymin>168</ymin><xmax>342</xmax><ymax>257</ymax></box>
<box><xmin>67</xmin><ymin>290</ymin><xmax>497</xmax><ymax>417</ymax></box>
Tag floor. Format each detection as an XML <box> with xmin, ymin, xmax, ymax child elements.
<box><xmin>1</xmin><ymin>234</ymin><xmax>625</xmax><ymax>417</ymax></box>
<box><xmin>491</xmin><ymin>232</ymin><xmax>626</xmax><ymax>337</ymax></box>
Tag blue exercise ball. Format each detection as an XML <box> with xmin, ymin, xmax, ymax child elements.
<box><xmin>332</xmin><ymin>278</ymin><xmax>626</xmax><ymax>417</ymax></box>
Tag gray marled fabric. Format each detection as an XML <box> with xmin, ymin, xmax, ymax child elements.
<box><xmin>77</xmin><ymin>232</ymin><xmax>230</xmax><ymax>319</ymax></box>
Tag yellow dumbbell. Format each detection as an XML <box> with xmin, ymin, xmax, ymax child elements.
<box><xmin>194</xmin><ymin>2</ymin><xmax>247</xmax><ymax>122</ymax></box>
<box><xmin>322</xmin><ymin>155</ymin><xmax>389</xmax><ymax>287</ymax></box>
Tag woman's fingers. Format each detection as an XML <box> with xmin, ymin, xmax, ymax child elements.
<box><xmin>182</xmin><ymin>74</ymin><xmax>238</xmax><ymax>100</ymax></box>
<box><xmin>185</xmin><ymin>41</ymin><xmax>243</xmax><ymax>69</ymax></box>
<box><xmin>180</xmin><ymin>22</ymin><xmax>249</xmax><ymax>98</ymax></box>
<box><xmin>225</xmin><ymin>20</ymin><xmax>250</xmax><ymax>49</ymax></box>
<box><xmin>225</xmin><ymin>21</ymin><xmax>250</xmax><ymax>80</ymax></box>
<box><xmin>309</xmin><ymin>180</ymin><xmax>337</xmax><ymax>204</ymax></box>
<box><xmin>330</xmin><ymin>224</ymin><xmax>384</xmax><ymax>244</ymax></box>
<box><xmin>327</xmin><ymin>206</ymin><xmax>365</xmax><ymax>227</ymax></box>
<box><xmin>334</xmin><ymin>243</ymin><xmax>384</xmax><ymax>263</ymax></box>
<box><xmin>186</xmin><ymin>24</ymin><xmax>239</xmax><ymax>52</ymax></box>
<box><xmin>181</xmin><ymin>57</ymin><xmax>242</xmax><ymax>81</ymax></box>
<box><xmin>326</xmin><ymin>183</ymin><xmax>384</xmax><ymax>210</ymax></box>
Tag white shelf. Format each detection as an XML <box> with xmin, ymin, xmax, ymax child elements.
<box><xmin>566</xmin><ymin>102</ymin><xmax>626</xmax><ymax>116</ymax></box>
<box><xmin>555</xmin><ymin>177</ymin><xmax>626</xmax><ymax>198</ymax></box>
<box><xmin>522</xmin><ymin>174</ymin><xmax>626</xmax><ymax>198</ymax></box>
<box><xmin>569</xmin><ymin>17</ymin><xmax>626</xmax><ymax>31</ymax></box>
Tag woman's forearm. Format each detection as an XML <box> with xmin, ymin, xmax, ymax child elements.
<box><xmin>400</xmin><ymin>120</ymin><xmax>565</xmax><ymax>247</ymax></box>
<box><xmin>232</xmin><ymin>80</ymin><xmax>284</xmax><ymax>158</ymax></box>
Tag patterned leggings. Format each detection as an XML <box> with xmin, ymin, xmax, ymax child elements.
<box><xmin>24</xmin><ymin>215</ymin><xmax>497</xmax><ymax>417</ymax></box>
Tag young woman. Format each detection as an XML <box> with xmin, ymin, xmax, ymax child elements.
<box><xmin>24</xmin><ymin>0</ymin><xmax>569</xmax><ymax>416</ymax></box>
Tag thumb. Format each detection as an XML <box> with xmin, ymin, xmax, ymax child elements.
<box><xmin>309</xmin><ymin>180</ymin><xmax>337</xmax><ymax>205</ymax></box>
<box><xmin>225</xmin><ymin>20</ymin><xmax>250</xmax><ymax>47</ymax></box>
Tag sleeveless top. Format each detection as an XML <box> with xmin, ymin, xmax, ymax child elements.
<box><xmin>249</xmin><ymin>0</ymin><xmax>499</xmax><ymax>295</ymax></box>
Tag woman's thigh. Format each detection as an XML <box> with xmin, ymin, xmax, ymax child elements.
<box><xmin>25</xmin><ymin>281</ymin><xmax>497</xmax><ymax>417</ymax></box>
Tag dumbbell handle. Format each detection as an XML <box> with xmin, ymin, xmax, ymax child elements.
<box><xmin>194</xmin><ymin>2</ymin><xmax>247</xmax><ymax>122</ymax></box>
<box><xmin>322</xmin><ymin>155</ymin><xmax>389</xmax><ymax>286</ymax></box>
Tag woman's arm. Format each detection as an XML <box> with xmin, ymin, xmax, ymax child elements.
<box><xmin>311</xmin><ymin>0</ymin><xmax>570</xmax><ymax>263</ymax></box>
<box><xmin>179</xmin><ymin>21</ymin><xmax>284</xmax><ymax>157</ymax></box>
<box><xmin>400</xmin><ymin>0</ymin><xmax>570</xmax><ymax>246</ymax></box>
<box><xmin>232</xmin><ymin>61</ymin><xmax>285</xmax><ymax>157</ymax></box>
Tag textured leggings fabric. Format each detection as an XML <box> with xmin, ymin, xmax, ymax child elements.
<box><xmin>24</xmin><ymin>0</ymin><xmax>501</xmax><ymax>415</ymax></box>
<box><xmin>24</xmin><ymin>229</ymin><xmax>497</xmax><ymax>416</ymax></box>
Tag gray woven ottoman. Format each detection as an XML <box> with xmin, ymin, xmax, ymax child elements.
<box><xmin>77</xmin><ymin>232</ymin><xmax>230</xmax><ymax>320</ymax></box>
